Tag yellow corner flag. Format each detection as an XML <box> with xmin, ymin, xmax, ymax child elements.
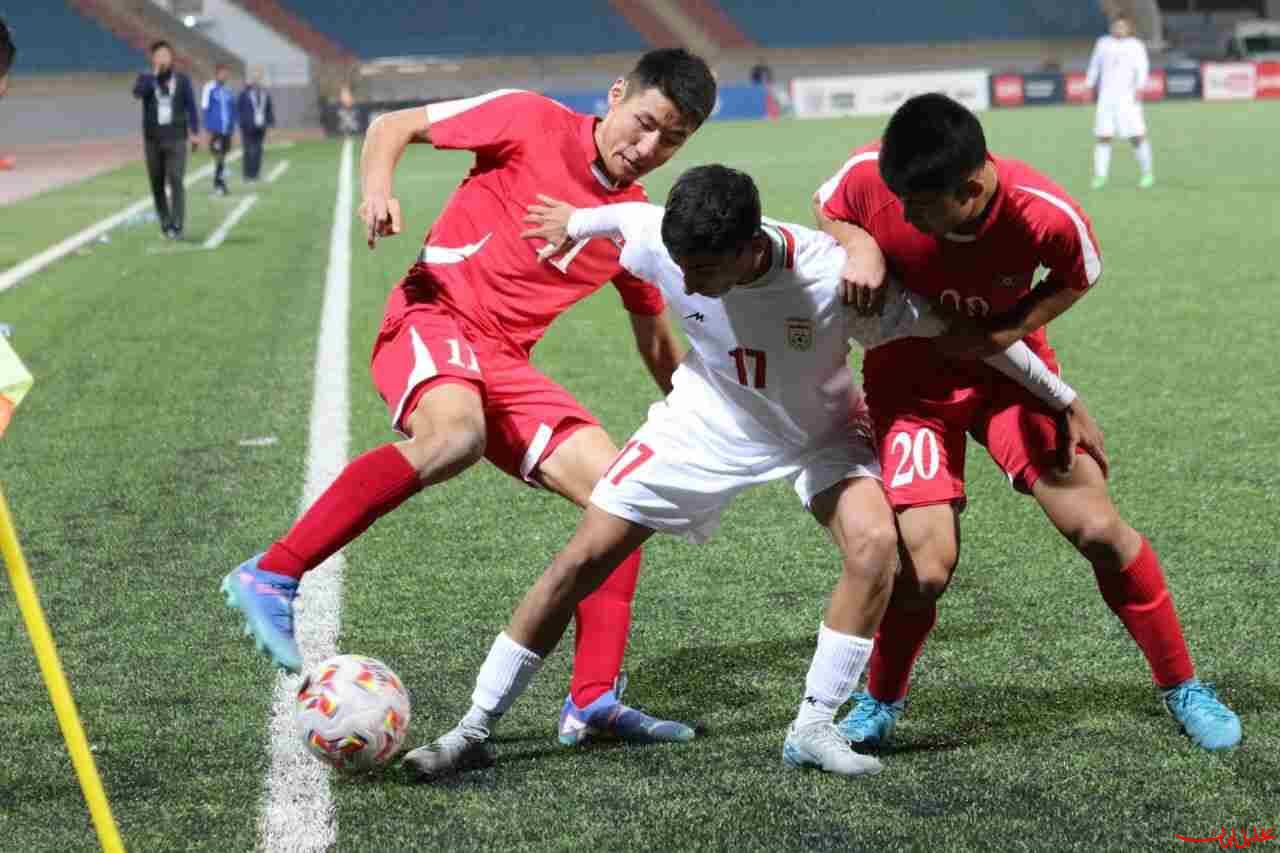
<box><xmin>0</xmin><ymin>337</ymin><xmax>125</xmax><ymax>852</ymax></box>
<box><xmin>0</xmin><ymin>333</ymin><xmax>33</xmax><ymax>438</ymax></box>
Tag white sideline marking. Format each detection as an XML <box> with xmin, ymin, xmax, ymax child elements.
<box><xmin>266</xmin><ymin>160</ymin><xmax>291</xmax><ymax>183</ymax></box>
<box><xmin>0</xmin><ymin>150</ymin><xmax>244</xmax><ymax>293</ymax></box>
<box><xmin>203</xmin><ymin>194</ymin><xmax>259</xmax><ymax>249</ymax></box>
<box><xmin>258</xmin><ymin>139</ymin><xmax>352</xmax><ymax>853</ymax></box>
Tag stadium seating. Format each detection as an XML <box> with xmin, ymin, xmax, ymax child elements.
<box><xmin>228</xmin><ymin>0</ymin><xmax>356</xmax><ymax>64</ymax></box>
<box><xmin>275</xmin><ymin>0</ymin><xmax>649</xmax><ymax>57</ymax></box>
<box><xmin>715</xmin><ymin>0</ymin><xmax>1109</xmax><ymax>47</ymax></box>
<box><xmin>5</xmin><ymin>2</ymin><xmax>140</xmax><ymax>72</ymax></box>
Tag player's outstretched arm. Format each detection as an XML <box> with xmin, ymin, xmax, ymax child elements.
<box><xmin>813</xmin><ymin>198</ymin><xmax>888</xmax><ymax>314</ymax></box>
<box><xmin>359</xmin><ymin>107</ymin><xmax>432</xmax><ymax>249</ymax></box>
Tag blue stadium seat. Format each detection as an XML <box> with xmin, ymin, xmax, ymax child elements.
<box><xmin>277</xmin><ymin>0</ymin><xmax>647</xmax><ymax>58</ymax></box>
<box><xmin>717</xmin><ymin>0</ymin><xmax>1108</xmax><ymax>47</ymax></box>
<box><xmin>5</xmin><ymin>3</ymin><xmax>141</xmax><ymax>72</ymax></box>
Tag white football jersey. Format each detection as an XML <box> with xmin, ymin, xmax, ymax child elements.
<box><xmin>1086</xmin><ymin>35</ymin><xmax>1150</xmax><ymax>102</ymax></box>
<box><xmin>570</xmin><ymin>203</ymin><xmax>873</xmax><ymax>452</ymax></box>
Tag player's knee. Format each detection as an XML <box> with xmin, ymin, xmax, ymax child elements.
<box><xmin>915</xmin><ymin>573</ymin><xmax>951</xmax><ymax>603</ymax></box>
<box><xmin>841</xmin><ymin>517</ymin><xmax>899</xmax><ymax>580</ymax></box>
<box><xmin>1068</xmin><ymin>514</ymin><xmax>1130</xmax><ymax>566</ymax></box>
<box><xmin>402</xmin><ymin>419</ymin><xmax>485</xmax><ymax>476</ymax></box>
<box><xmin>901</xmin><ymin>551</ymin><xmax>953</xmax><ymax>603</ymax></box>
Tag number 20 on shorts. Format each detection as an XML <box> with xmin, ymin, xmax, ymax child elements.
<box><xmin>889</xmin><ymin>428</ymin><xmax>941</xmax><ymax>488</ymax></box>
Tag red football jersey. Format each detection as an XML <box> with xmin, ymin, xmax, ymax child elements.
<box><xmin>385</xmin><ymin>89</ymin><xmax>666</xmax><ymax>355</ymax></box>
<box><xmin>817</xmin><ymin>143</ymin><xmax>1102</xmax><ymax>397</ymax></box>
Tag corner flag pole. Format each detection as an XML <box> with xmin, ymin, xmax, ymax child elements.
<box><xmin>0</xmin><ymin>486</ymin><xmax>125</xmax><ymax>853</ymax></box>
<box><xmin>0</xmin><ymin>333</ymin><xmax>124</xmax><ymax>852</ymax></box>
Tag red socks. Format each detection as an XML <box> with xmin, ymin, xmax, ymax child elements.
<box><xmin>865</xmin><ymin>601</ymin><xmax>937</xmax><ymax>703</ymax></box>
<box><xmin>1092</xmin><ymin>536</ymin><xmax>1194</xmax><ymax>688</ymax></box>
<box><xmin>260</xmin><ymin>444</ymin><xmax>423</xmax><ymax>579</ymax></box>
<box><xmin>570</xmin><ymin>549</ymin><xmax>643</xmax><ymax>707</ymax></box>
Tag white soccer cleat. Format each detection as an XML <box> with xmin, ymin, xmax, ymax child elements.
<box><xmin>402</xmin><ymin>724</ymin><xmax>495</xmax><ymax>780</ymax></box>
<box><xmin>782</xmin><ymin>721</ymin><xmax>884</xmax><ymax>777</ymax></box>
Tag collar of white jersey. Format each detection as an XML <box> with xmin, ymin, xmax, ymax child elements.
<box><xmin>747</xmin><ymin>220</ymin><xmax>798</xmax><ymax>287</ymax></box>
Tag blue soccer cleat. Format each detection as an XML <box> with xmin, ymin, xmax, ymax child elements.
<box><xmin>557</xmin><ymin>675</ymin><xmax>695</xmax><ymax>746</ymax></box>
<box><xmin>836</xmin><ymin>690</ymin><xmax>905</xmax><ymax>747</ymax></box>
<box><xmin>221</xmin><ymin>554</ymin><xmax>302</xmax><ymax>673</ymax></box>
<box><xmin>1162</xmin><ymin>678</ymin><xmax>1241</xmax><ymax>751</ymax></box>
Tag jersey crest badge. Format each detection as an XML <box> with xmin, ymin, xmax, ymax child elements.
<box><xmin>785</xmin><ymin>317</ymin><xmax>814</xmax><ymax>351</ymax></box>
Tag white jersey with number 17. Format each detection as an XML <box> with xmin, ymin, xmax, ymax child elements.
<box><xmin>570</xmin><ymin>203</ymin><xmax>860</xmax><ymax>455</ymax></box>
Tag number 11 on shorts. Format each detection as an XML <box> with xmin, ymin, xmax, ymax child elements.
<box><xmin>604</xmin><ymin>440</ymin><xmax>654</xmax><ymax>485</ymax></box>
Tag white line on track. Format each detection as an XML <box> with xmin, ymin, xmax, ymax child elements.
<box><xmin>0</xmin><ymin>150</ymin><xmax>244</xmax><ymax>293</ymax></box>
<box><xmin>266</xmin><ymin>160</ymin><xmax>291</xmax><ymax>183</ymax></box>
<box><xmin>257</xmin><ymin>138</ymin><xmax>352</xmax><ymax>853</ymax></box>
<box><xmin>202</xmin><ymin>194</ymin><xmax>260</xmax><ymax>249</ymax></box>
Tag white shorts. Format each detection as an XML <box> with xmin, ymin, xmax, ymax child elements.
<box><xmin>1094</xmin><ymin>99</ymin><xmax>1146</xmax><ymax>138</ymax></box>
<box><xmin>590</xmin><ymin>400</ymin><xmax>881</xmax><ymax>544</ymax></box>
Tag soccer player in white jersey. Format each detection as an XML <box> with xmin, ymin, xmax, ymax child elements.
<box><xmin>1087</xmin><ymin>14</ymin><xmax>1154</xmax><ymax>189</ymax></box>
<box><xmin>402</xmin><ymin>165</ymin><xmax>1091</xmax><ymax>779</ymax></box>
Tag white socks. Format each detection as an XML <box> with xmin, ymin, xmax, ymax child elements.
<box><xmin>463</xmin><ymin>631</ymin><xmax>543</xmax><ymax>734</ymax></box>
<box><xmin>794</xmin><ymin>623</ymin><xmax>874</xmax><ymax>728</ymax></box>
<box><xmin>1094</xmin><ymin>143</ymin><xmax>1112</xmax><ymax>179</ymax></box>
<box><xmin>1135</xmin><ymin>139</ymin><xmax>1153</xmax><ymax>175</ymax></box>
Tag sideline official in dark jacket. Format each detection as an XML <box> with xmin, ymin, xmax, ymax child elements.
<box><xmin>238</xmin><ymin>70</ymin><xmax>274</xmax><ymax>181</ymax></box>
<box><xmin>133</xmin><ymin>40</ymin><xmax>199</xmax><ymax>239</ymax></box>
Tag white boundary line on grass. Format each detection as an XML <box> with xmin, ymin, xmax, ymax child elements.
<box><xmin>258</xmin><ymin>139</ymin><xmax>352</xmax><ymax>853</ymax></box>
<box><xmin>203</xmin><ymin>194</ymin><xmax>260</xmax><ymax>249</ymax></box>
<box><xmin>0</xmin><ymin>150</ymin><xmax>245</xmax><ymax>293</ymax></box>
<box><xmin>266</xmin><ymin>160</ymin><xmax>292</xmax><ymax>183</ymax></box>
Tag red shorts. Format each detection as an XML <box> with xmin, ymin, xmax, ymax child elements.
<box><xmin>868</xmin><ymin>373</ymin><xmax>1065</xmax><ymax>511</ymax></box>
<box><xmin>370</xmin><ymin>299</ymin><xmax>598</xmax><ymax>485</ymax></box>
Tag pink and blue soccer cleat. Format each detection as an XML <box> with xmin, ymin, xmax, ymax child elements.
<box><xmin>221</xmin><ymin>554</ymin><xmax>302</xmax><ymax>673</ymax></box>
<box><xmin>557</xmin><ymin>675</ymin><xmax>695</xmax><ymax>746</ymax></box>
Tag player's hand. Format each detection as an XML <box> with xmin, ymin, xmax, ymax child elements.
<box><xmin>1057</xmin><ymin>398</ymin><xmax>1109</xmax><ymax>478</ymax></box>
<box><xmin>189</xmin><ymin>132</ymin><xmax>200</xmax><ymax>149</ymax></box>
<box><xmin>840</xmin><ymin>243</ymin><xmax>889</xmax><ymax>314</ymax></box>
<box><xmin>521</xmin><ymin>194</ymin><xmax>578</xmax><ymax>260</ymax></box>
<box><xmin>360</xmin><ymin>191</ymin><xmax>402</xmax><ymax>249</ymax></box>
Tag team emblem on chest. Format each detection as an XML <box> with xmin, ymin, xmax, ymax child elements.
<box><xmin>785</xmin><ymin>317</ymin><xmax>814</xmax><ymax>351</ymax></box>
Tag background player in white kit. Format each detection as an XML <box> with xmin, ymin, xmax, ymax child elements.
<box><xmin>1087</xmin><ymin>14</ymin><xmax>1154</xmax><ymax>189</ymax></box>
<box><xmin>403</xmin><ymin>165</ymin><xmax>1091</xmax><ymax>780</ymax></box>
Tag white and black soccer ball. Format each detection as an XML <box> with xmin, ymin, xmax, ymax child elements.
<box><xmin>295</xmin><ymin>654</ymin><xmax>411</xmax><ymax>772</ymax></box>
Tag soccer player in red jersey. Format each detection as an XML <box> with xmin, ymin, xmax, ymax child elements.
<box><xmin>223</xmin><ymin>50</ymin><xmax>717</xmax><ymax>745</ymax></box>
<box><xmin>813</xmin><ymin>94</ymin><xmax>1240</xmax><ymax>751</ymax></box>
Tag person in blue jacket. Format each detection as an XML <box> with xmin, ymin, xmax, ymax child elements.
<box><xmin>133</xmin><ymin>41</ymin><xmax>200</xmax><ymax>239</ymax></box>
<box><xmin>202</xmin><ymin>63</ymin><xmax>237</xmax><ymax>196</ymax></box>
<box><xmin>238</xmin><ymin>70</ymin><xmax>275</xmax><ymax>182</ymax></box>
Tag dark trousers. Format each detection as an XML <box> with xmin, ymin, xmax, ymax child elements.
<box><xmin>242</xmin><ymin>129</ymin><xmax>266</xmax><ymax>179</ymax></box>
<box><xmin>210</xmin><ymin>133</ymin><xmax>232</xmax><ymax>187</ymax></box>
<box><xmin>144</xmin><ymin>135</ymin><xmax>188</xmax><ymax>231</ymax></box>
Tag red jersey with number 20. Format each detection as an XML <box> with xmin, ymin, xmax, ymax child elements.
<box><xmin>817</xmin><ymin>143</ymin><xmax>1102</xmax><ymax>399</ymax></box>
<box><xmin>384</xmin><ymin>89</ymin><xmax>665</xmax><ymax>355</ymax></box>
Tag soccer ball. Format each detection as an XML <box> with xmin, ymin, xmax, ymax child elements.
<box><xmin>295</xmin><ymin>654</ymin><xmax>412</xmax><ymax>772</ymax></box>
